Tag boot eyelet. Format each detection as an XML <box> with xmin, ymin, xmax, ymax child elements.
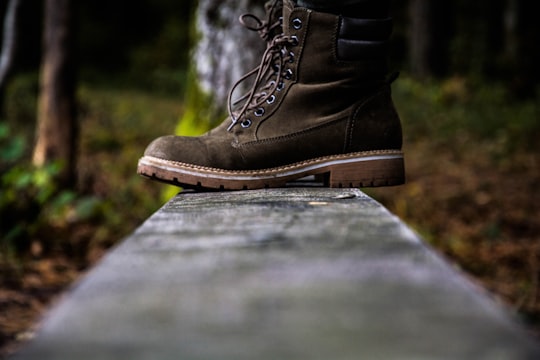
<box><xmin>277</xmin><ymin>82</ymin><xmax>285</xmax><ymax>91</ymax></box>
<box><xmin>290</xmin><ymin>35</ymin><xmax>299</xmax><ymax>46</ymax></box>
<box><xmin>241</xmin><ymin>119</ymin><xmax>252</xmax><ymax>128</ymax></box>
<box><xmin>266</xmin><ymin>95</ymin><xmax>276</xmax><ymax>104</ymax></box>
<box><xmin>254</xmin><ymin>108</ymin><xmax>265</xmax><ymax>117</ymax></box>
<box><xmin>284</xmin><ymin>69</ymin><xmax>293</xmax><ymax>80</ymax></box>
<box><xmin>288</xmin><ymin>51</ymin><xmax>295</xmax><ymax>63</ymax></box>
<box><xmin>292</xmin><ymin>18</ymin><xmax>302</xmax><ymax>30</ymax></box>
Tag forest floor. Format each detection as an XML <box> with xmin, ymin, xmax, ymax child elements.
<box><xmin>1</xmin><ymin>78</ymin><xmax>539</xmax><ymax>357</ymax></box>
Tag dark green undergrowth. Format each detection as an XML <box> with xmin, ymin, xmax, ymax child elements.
<box><xmin>1</xmin><ymin>76</ymin><xmax>182</xmax><ymax>273</ymax></box>
<box><xmin>394</xmin><ymin>76</ymin><xmax>540</xmax><ymax>152</ymax></box>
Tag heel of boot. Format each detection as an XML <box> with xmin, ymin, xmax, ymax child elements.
<box><xmin>327</xmin><ymin>154</ymin><xmax>405</xmax><ymax>188</ymax></box>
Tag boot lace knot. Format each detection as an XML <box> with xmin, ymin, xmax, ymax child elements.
<box><xmin>239</xmin><ymin>0</ymin><xmax>283</xmax><ymax>42</ymax></box>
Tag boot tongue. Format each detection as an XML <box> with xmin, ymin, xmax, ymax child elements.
<box><xmin>283</xmin><ymin>0</ymin><xmax>296</xmax><ymax>11</ymax></box>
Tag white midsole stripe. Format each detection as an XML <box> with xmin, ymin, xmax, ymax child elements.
<box><xmin>141</xmin><ymin>153</ymin><xmax>403</xmax><ymax>182</ymax></box>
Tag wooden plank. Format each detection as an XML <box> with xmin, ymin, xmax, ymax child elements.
<box><xmin>11</xmin><ymin>188</ymin><xmax>540</xmax><ymax>359</ymax></box>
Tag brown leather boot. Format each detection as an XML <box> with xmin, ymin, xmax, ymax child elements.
<box><xmin>138</xmin><ymin>0</ymin><xmax>404</xmax><ymax>190</ymax></box>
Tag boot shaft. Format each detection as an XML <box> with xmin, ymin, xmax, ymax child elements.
<box><xmin>229</xmin><ymin>0</ymin><xmax>395</xmax><ymax>129</ymax></box>
<box><xmin>234</xmin><ymin>0</ymin><xmax>400</xmax><ymax>145</ymax></box>
<box><xmin>283</xmin><ymin>0</ymin><xmax>392</xmax><ymax>86</ymax></box>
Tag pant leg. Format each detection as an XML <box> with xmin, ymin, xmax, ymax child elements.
<box><xmin>295</xmin><ymin>0</ymin><xmax>390</xmax><ymax>18</ymax></box>
<box><xmin>296</xmin><ymin>0</ymin><xmax>371</xmax><ymax>8</ymax></box>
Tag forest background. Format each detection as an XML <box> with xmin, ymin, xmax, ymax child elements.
<box><xmin>0</xmin><ymin>0</ymin><xmax>539</xmax><ymax>356</ymax></box>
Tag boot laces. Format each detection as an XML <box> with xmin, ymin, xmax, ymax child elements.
<box><xmin>227</xmin><ymin>33</ymin><xmax>296</xmax><ymax>131</ymax></box>
<box><xmin>239</xmin><ymin>0</ymin><xmax>283</xmax><ymax>42</ymax></box>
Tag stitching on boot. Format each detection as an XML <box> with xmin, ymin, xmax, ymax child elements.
<box><xmin>290</xmin><ymin>9</ymin><xmax>309</xmax><ymax>82</ymax></box>
<box><xmin>345</xmin><ymin>111</ymin><xmax>355</xmax><ymax>153</ymax></box>
<box><xmin>144</xmin><ymin>149</ymin><xmax>403</xmax><ymax>174</ymax></box>
<box><xmin>331</xmin><ymin>15</ymin><xmax>340</xmax><ymax>63</ymax></box>
<box><xmin>241</xmin><ymin>117</ymin><xmax>348</xmax><ymax>148</ymax></box>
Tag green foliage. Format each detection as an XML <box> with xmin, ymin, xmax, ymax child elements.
<box><xmin>393</xmin><ymin>76</ymin><xmax>540</xmax><ymax>153</ymax></box>
<box><xmin>0</xmin><ymin>123</ymin><xmax>25</xmax><ymax>162</ymax></box>
<box><xmin>77</xmin><ymin>84</ymin><xmax>182</xmax><ymax>220</ymax></box>
<box><xmin>2</xmin><ymin>74</ymin><xmax>39</xmax><ymax>156</ymax></box>
<box><xmin>0</xmin><ymin>123</ymin><xmax>104</xmax><ymax>258</ymax></box>
<box><xmin>174</xmin><ymin>69</ymin><xmax>220</xmax><ymax>136</ymax></box>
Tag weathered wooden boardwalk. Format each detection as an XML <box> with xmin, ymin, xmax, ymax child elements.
<box><xmin>10</xmin><ymin>188</ymin><xmax>540</xmax><ymax>359</ymax></box>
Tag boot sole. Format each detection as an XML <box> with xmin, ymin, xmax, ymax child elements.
<box><xmin>137</xmin><ymin>150</ymin><xmax>405</xmax><ymax>190</ymax></box>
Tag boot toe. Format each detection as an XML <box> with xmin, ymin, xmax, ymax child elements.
<box><xmin>144</xmin><ymin>135</ymin><xmax>173</xmax><ymax>159</ymax></box>
<box><xmin>143</xmin><ymin>135</ymin><xmax>208</xmax><ymax>166</ymax></box>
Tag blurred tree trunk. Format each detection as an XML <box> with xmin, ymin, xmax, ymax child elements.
<box><xmin>502</xmin><ymin>0</ymin><xmax>538</xmax><ymax>96</ymax></box>
<box><xmin>0</xmin><ymin>0</ymin><xmax>21</xmax><ymax>93</ymax></box>
<box><xmin>33</xmin><ymin>0</ymin><xmax>77</xmax><ymax>188</ymax></box>
<box><xmin>503</xmin><ymin>0</ymin><xmax>518</xmax><ymax>64</ymax></box>
<box><xmin>408</xmin><ymin>0</ymin><xmax>453</xmax><ymax>78</ymax></box>
<box><xmin>176</xmin><ymin>0</ymin><xmax>265</xmax><ymax>135</ymax></box>
<box><xmin>408</xmin><ymin>0</ymin><xmax>431</xmax><ymax>78</ymax></box>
